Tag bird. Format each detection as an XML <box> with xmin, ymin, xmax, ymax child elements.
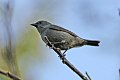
<box><xmin>31</xmin><ymin>21</ymin><xmax>100</xmax><ymax>54</ymax></box>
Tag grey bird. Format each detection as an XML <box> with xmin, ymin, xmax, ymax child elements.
<box><xmin>31</xmin><ymin>21</ymin><xmax>100</xmax><ymax>54</ymax></box>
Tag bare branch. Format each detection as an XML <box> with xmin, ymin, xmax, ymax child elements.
<box><xmin>0</xmin><ymin>69</ymin><xmax>21</xmax><ymax>80</ymax></box>
<box><xmin>45</xmin><ymin>36</ymin><xmax>91</xmax><ymax>80</ymax></box>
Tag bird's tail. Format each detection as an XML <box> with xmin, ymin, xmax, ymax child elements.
<box><xmin>85</xmin><ymin>40</ymin><xmax>100</xmax><ymax>46</ymax></box>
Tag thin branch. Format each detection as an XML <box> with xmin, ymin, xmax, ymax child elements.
<box><xmin>45</xmin><ymin>36</ymin><xmax>91</xmax><ymax>80</ymax></box>
<box><xmin>86</xmin><ymin>72</ymin><xmax>92</xmax><ymax>80</ymax></box>
<box><xmin>0</xmin><ymin>69</ymin><xmax>21</xmax><ymax>80</ymax></box>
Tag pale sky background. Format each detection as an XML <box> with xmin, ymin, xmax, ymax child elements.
<box><xmin>0</xmin><ymin>0</ymin><xmax>120</xmax><ymax>80</ymax></box>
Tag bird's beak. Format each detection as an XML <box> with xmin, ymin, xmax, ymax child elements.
<box><xmin>30</xmin><ymin>23</ymin><xmax>38</xmax><ymax>28</ymax></box>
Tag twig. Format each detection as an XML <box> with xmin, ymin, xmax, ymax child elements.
<box><xmin>0</xmin><ymin>69</ymin><xmax>21</xmax><ymax>80</ymax></box>
<box><xmin>45</xmin><ymin>36</ymin><xmax>90</xmax><ymax>80</ymax></box>
<box><xmin>86</xmin><ymin>72</ymin><xmax>92</xmax><ymax>80</ymax></box>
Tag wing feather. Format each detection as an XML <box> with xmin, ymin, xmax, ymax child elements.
<box><xmin>49</xmin><ymin>25</ymin><xmax>78</xmax><ymax>37</ymax></box>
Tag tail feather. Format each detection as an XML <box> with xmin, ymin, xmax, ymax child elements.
<box><xmin>85</xmin><ymin>40</ymin><xmax>100</xmax><ymax>46</ymax></box>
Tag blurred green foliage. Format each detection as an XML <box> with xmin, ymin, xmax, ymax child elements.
<box><xmin>0</xmin><ymin>74</ymin><xmax>11</xmax><ymax>80</ymax></box>
<box><xmin>16</xmin><ymin>27</ymin><xmax>40</xmax><ymax>56</ymax></box>
<box><xmin>0</xmin><ymin>27</ymin><xmax>44</xmax><ymax>80</ymax></box>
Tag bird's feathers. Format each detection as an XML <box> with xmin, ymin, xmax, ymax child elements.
<box><xmin>49</xmin><ymin>25</ymin><xmax>78</xmax><ymax>37</ymax></box>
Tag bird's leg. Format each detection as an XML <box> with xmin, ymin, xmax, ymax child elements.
<box><xmin>44</xmin><ymin>36</ymin><xmax>54</xmax><ymax>48</ymax></box>
<box><xmin>44</xmin><ymin>36</ymin><xmax>66</xmax><ymax>58</ymax></box>
<box><xmin>44</xmin><ymin>36</ymin><xmax>66</xmax><ymax>60</ymax></box>
<box><xmin>51</xmin><ymin>40</ymin><xmax>67</xmax><ymax>56</ymax></box>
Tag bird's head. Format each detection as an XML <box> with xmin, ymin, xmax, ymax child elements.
<box><xmin>31</xmin><ymin>21</ymin><xmax>51</xmax><ymax>33</ymax></box>
<box><xmin>31</xmin><ymin>21</ymin><xmax>51</xmax><ymax>28</ymax></box>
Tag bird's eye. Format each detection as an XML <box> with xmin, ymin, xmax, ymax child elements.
<box><xmin>39</xmin><ymin>22</ymin><xmax>43</xmax><ymax>24</ymax></box>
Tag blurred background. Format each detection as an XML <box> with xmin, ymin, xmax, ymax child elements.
<box><xmin>0</xmin><ymin>0</ymin><xmax>120</xmax><ymax>80</ymax></box>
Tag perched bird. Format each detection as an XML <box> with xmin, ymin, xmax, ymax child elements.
<box><xmin>31</xmin><ymin>21</ymin><xmax>100</xmax><ymax>54</ymax></box>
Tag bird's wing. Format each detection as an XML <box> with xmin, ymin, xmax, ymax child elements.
<box><xmin>49</xmin><ymin>25</ymin><xmax>79</xmax><ymax>37</ymax></box>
